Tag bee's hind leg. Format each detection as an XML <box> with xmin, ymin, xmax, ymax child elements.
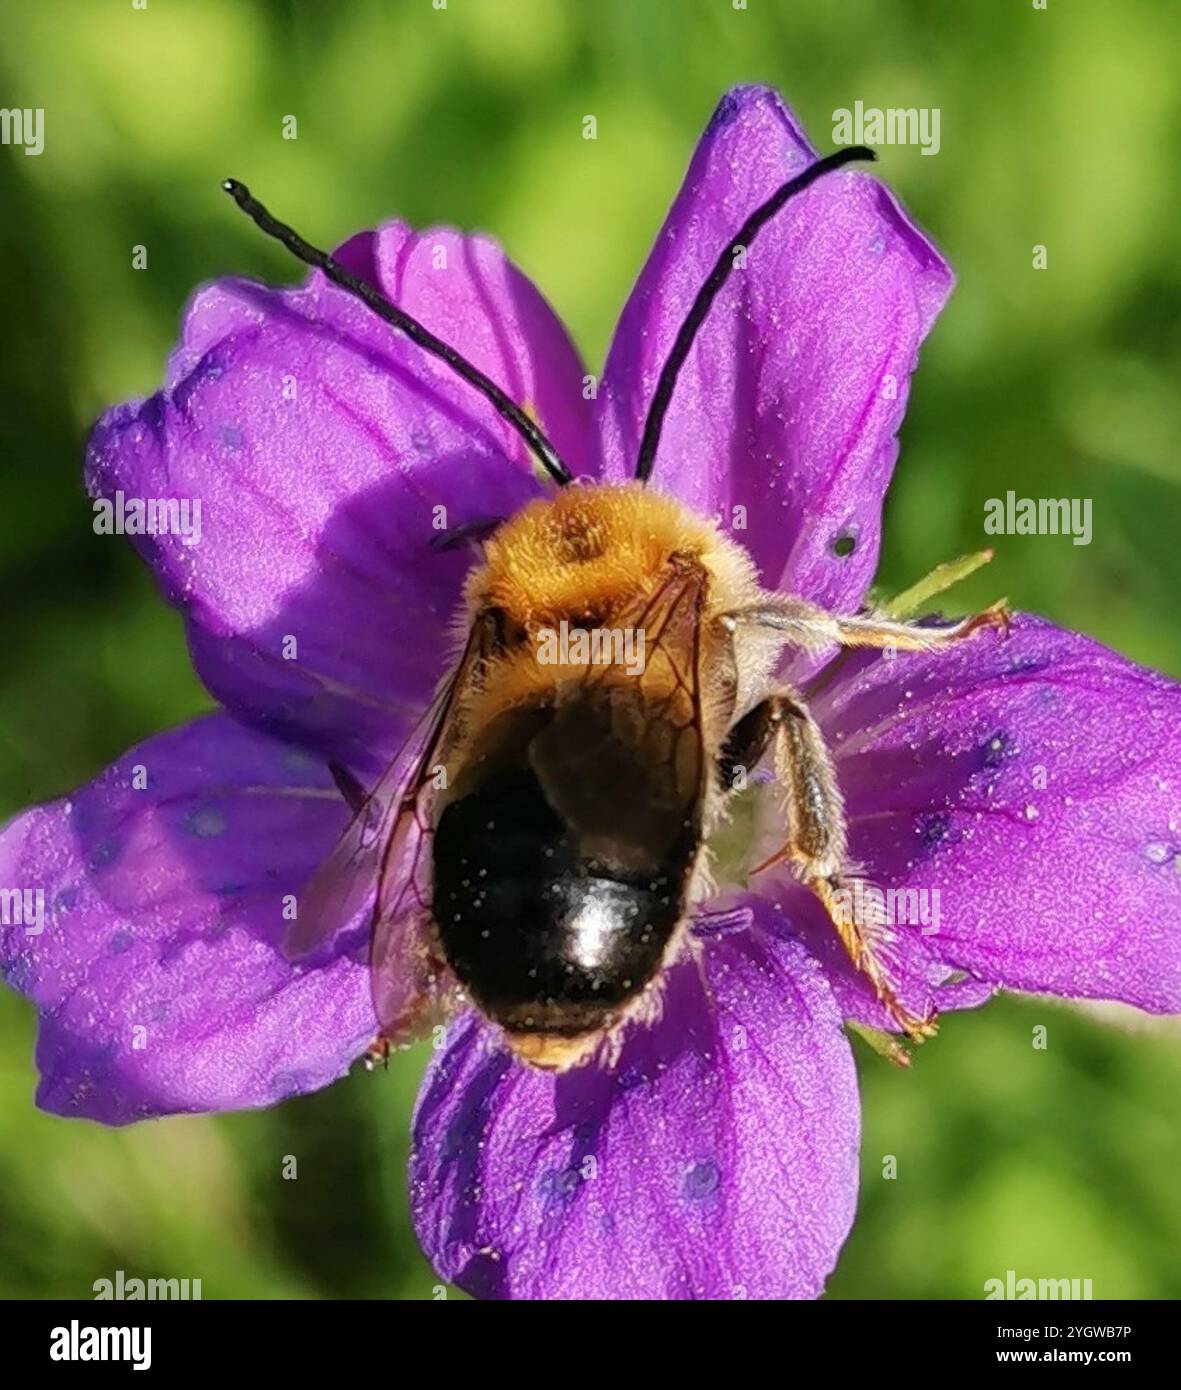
<box><xmin>723</xmin><ymin>690</ymin><xmax>937</xmax><ymax>1043</ymax></box>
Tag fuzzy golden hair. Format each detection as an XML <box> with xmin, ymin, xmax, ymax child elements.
<box><xmin>468</xmin><ymin>481</ymin><xmax>758</xmax><ymax>631</ymax></box>
<box><xmin>451</xmin><ymin>484</ymin><xmax>764</xmax><ymax>752</ymax></box>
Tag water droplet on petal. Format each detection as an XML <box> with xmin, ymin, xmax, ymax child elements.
<box><xmin>682</xmin><ymin>1159</ymin><xmax>721</xmax><ymax>1201</ymax></box>
<box><xmin>186</xmin><ymin>805</ymin><xmax>227</xmax><ymax>838</ymax></box>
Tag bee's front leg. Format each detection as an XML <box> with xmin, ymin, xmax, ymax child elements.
<box><xmin>722</xmin><ymin>689</ymin><xmax>937</xmax><ymax>1043</ymax></box>
<box><xmin>719</xmin><ymin>596</ymin><xmax>1010</xmax><ymax>653</ymax></box>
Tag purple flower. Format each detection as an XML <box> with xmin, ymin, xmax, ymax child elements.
<box><xmin>3</xmin><ymin>85</ymin><xmax>1179</xmax><ymax>1300</ymax></box>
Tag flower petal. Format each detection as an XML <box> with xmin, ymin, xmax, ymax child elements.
<box><xmin>410</xmin><ymin>929</ymin><xmax>859</xmax><ymax>1300</ymax></box>
<box><xmin>598</xmin><ymin>84</ymin><xmax>952</xmax><ymax>612</ymax></box>
<box><xmin>87</xmin><ymin>224</ymin><xmax>596</xmax><ymax>769</ymax></box>
<box><xmin>698</xmin><ymin>895</ymin><xmax>994</xmax><ymax>1033</ymax></box>
<box><xmin>0</xmin><ymin>714</ymin><xmax>375</xmax><ymax>1124</ymax></box>
<box><xmin>811</xmin><ymin>615</ymin><xmax>1181</xmax><ymax>1014</ymax></box>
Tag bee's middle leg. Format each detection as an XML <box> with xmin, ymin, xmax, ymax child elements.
<box><xmin>723</xmin><ymin>691</ymin><xmax>937</xmax><ymax>1042</ymax></box>
<box><xmin>720</xmin><ymin>595</ymin><xmax>1010</xmax><ymax>653</ymax></box>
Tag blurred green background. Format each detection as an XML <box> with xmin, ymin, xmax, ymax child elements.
<box><xmin>1</xmin><ymin>0</ymin><xmax>1179</xmax><ymax>1300</ymax></box>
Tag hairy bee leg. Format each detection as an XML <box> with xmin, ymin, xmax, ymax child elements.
<box><xmin>739</xmin><ymin>691</ymin><xmax>937</xmax><ymax>1043</ymax></box>
<box><xmin>718</xmin><ymin>698</ymin><xmax>781</xmax><ymax>790</ymax></box>
<box><xmin>808</xmin><ymin>878</ymin><xmax>937</xmax><ymax>1042</ymax></box>
<box><xmin>720</xmin><ymin>596</ymin><xmax>1011</xmax><ymax>653</ymax></box>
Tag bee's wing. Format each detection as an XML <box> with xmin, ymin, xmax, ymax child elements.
<box><xmin>533</xmin><ymin>560</ymin><xmax>712</xmax><ymax>858</ymax></box>
<box><xmin>286</xmin><ymin>620</ymin><xmax>489</xmax><ymax>1036</ymax></box>
<box><xmin>365</xmin><ymin>660</ymin><xmax>479</xmax><ymax>1037</ymax></box>
<box><xmin>283</xmin><ymin>697</ymin><xmax>444</xmax><ymax>963</ymax></box>
<box><xmin>606</xmin><ymin>559</ymin><xmax>710</xmax><ymax>809</ymax></box>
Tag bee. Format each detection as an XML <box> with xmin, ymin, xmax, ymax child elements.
<box><xmin>224</xmin><ymin>147</ymin><xmax>1008</xmax><ymax>1072</ymax></box>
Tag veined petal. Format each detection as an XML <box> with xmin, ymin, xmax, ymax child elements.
<box><xmin>0</xmin><ymin>714</ymin><xmax>376</xmax><ymax>1124</ymax></box>
<box><xmin>598</xmin><ymin>84</ymin><xmax>952</xmax><ymax>615</ymax></box>
<box><xmin>87</xmin><ymin>224</ymin><xmax>596</xmax><ymax>770</ymax></box>
<box><xmin>410</xmin><ymin>929</ymin><xmax>859</xmax><ymax>1300</ymax></box>
<box><xmin>811</xmin><ymin>615</ymin><xmax>1181</xmax><ymax>1014</ymax></box>
<box><xmin>698</xmin><ymin>895</ymin><xmax>994</xmax><ymax>1033</ymax></box>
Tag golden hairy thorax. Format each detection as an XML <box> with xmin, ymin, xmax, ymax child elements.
<box><xmin>451</xmin><ymin>483</ymin><xmax>767</xmax><ymax>792</ymax></box>
<box><xmin>468</xmin><ymin>481</ymin><xmax>757</xmax><ymax>630</ymax></box>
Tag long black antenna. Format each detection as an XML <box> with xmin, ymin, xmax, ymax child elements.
<box><xmin>634</xmin><ymin>145</ymin><xmax>877</xmax><ymax>484</ymax></box>
<box><xmin>221</xmin><ymin>179</ymin><xmax>573</xmax><ymax>488</ymax></box>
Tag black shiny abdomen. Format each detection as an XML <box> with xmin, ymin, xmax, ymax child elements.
<box><xmin>433</xmin><ymin>766</ymin><xmax>688</xmax><ymax>1036</ymax></box>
